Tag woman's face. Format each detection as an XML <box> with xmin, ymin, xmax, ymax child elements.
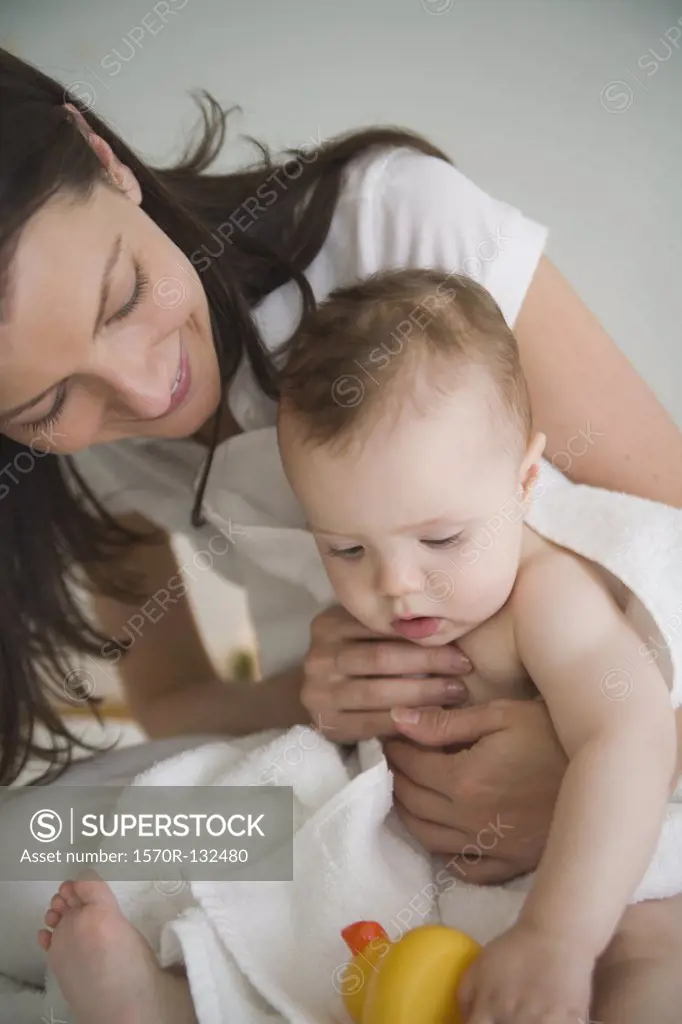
<box><xmin>0</xmin><ymin>137</ymin><xmax>221</xmax><ymax>455</ymax></box>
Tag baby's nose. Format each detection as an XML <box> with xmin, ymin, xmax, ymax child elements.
<box><xmin>378</xmin><ymin>560</ymin><xmax>423</xmax><ymax>598</ymax></box>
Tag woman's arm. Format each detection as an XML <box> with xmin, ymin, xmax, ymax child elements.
<box><xmin>515</xmin><ymin>257</ymin><xmax>682</xmax><ymax>507</ymax></box>
<box><xmin>91</xmin><ymin>513</ymin><xmax>307</xmax><ymax>736</ymax></box>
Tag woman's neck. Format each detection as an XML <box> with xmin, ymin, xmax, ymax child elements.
<box><xmin>192</xmin><ymin>401</ymin><xmax>244</xmax><ymax>447</ymax></box>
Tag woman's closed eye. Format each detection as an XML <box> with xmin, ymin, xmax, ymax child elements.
<box><xmin>105</xmin><ymin>259</ymin><xmax>149</xmax><ymax>325</ymax></box>
<box><xmin>25</xmin><ymin>383</ymin><xmax>68</xmax><ymax>434</ymax></box>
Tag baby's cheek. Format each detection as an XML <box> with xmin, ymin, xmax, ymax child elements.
<box><xmin>327</xmin><ymin>566</ymin><xmax>378</xmax><ymax>626</ymax></box>
<box><xmin>440</xmin><ymin>539</ymin><xmax>516</xmax><ymax>617</ymax></box>
<box><xmin>325</xmin><ymin>563</ymin><xmax>360</xmax><ymax>608</ymax></box>
<box><xmin>468</xmin><ymin>540</ymin><xmax>521</xmax><ymax>611</ymax></box>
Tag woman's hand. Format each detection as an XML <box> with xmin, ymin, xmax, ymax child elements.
<box><xmin>383</xmin><ymin>700</ymin><xmax>568</xmax><ymax>882</ymax></box>
<box><xmin>301</xmin><ymin>605</ymin><xmax>472</xmax><ymax>743</ymax></box>
<box><xmin>459</xmin><ymin>922</ymin><xmax>593</xmax><ymax>1024</ymax></box>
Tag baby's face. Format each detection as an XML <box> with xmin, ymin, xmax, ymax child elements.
<box><xmin>281</xmin><ymin>377</ymin><xmax>538</xmax><ymax>646</ymax></box>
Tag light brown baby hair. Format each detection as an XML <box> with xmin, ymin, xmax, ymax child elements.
<box><xmin>277</xmin><ymin>268</ymin><xmax>532</xmax><ymax>452</ymax></box>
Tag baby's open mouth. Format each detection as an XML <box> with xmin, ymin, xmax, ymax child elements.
<box><xmin>391</xmin><ymin>616</ymin><xmax>443</xmax><ymax>640</ymax></box>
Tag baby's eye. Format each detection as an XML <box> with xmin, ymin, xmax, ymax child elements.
<box><xmin>328</xmin><ymin>545</ymin><xmax>365</xmax><ymax>560</ymax></box>
<box><xmin>422</xmin><ymin>533</ymin><xmax>464</xmax><ymax>549</ymax></box>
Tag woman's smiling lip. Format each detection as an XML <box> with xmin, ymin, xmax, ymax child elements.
<box><xmin>150</xmin><ymin>342</ymin><xmax>191</xmax><ymax>420</ymax></box>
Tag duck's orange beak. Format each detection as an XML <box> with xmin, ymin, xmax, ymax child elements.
<box><xmin>341</xmin><ymin>920</ymin><xmax>389</xmax><ymax>956</ymax></box>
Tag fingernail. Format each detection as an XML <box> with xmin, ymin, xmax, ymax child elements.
<box><xmin>456</xmin><ymin>654</ymin><xmax>473</xmax><ymax>671</ymax></box>
<box><xmin>445</xmin><ymin>680</ymin><xmax>466</xmax><ymax>699</ymax></box>
<box><xmin>390</xmin><ymin>707</ymin><xmax>421</xmax><ymax>725</ymax></box>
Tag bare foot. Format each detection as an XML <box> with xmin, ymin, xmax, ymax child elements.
<box><xmin>38</xmin><ymin>876</ymin><xmax>197</xmax><ymax>1024</ymax></box>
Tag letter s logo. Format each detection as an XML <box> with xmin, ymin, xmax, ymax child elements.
<box><xmin>30</xmin><ymin>809</ymin><xmax>63</xmax><ymax>843</ymax></box>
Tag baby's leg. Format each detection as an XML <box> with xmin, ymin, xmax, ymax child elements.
<box><xmin>592</xmin><ymin>893</ymin><xmax>682</xmax><ymax>1023</ymax></box>
<box><xmin>38</xmin><ymin>875</ymin><xmax>197</xmax><ymax>1024</ymax></box>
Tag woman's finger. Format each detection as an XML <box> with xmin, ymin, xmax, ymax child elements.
<box><xmin>383</xmin><ymin>738</ymin><xmax>468</xmax><ymax>790</ymax></box>
<box><xmin>389</xmin><ymin>701</ymin><xmax>512</xmax><ymax>747</ymax></box>
<box><xmin>391</xmin><ymin>768</ymin><xmax>455</xmax><ymax>823</ymax></box>
<box><xmin>337</xmin><ymin>675</ymin><xmax>469</xmax><ymax>712</ymax></box>
<box><xmin>447</xmin><ymin>855</ymin><xmax>520</xmax><ymax>886</ymax></box>
<box><xmin>392</xmin><ymin>802</ymin><xmax>472</xmax><ymax>855</ymax></box>
<box><xmin>338</xmin><ymin>639</ymin><xmax>472</xmax><ymax>680</ymax></box>
<box><xmin>315</xmin><ymin>709</ymin><xmax>409</xmax><ymax>741</ymax></box>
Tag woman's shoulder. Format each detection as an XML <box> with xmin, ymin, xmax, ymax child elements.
<box><xmin>321</xmin><ymin>144</ymin><xmax>549</xmax><ymax>328</ymax></box>
<box><xmin>339</xmin><ymin>144</ymin><xmax>490</xmax><ymax>208</ymax></box>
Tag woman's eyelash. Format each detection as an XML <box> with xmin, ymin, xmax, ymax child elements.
<box><xmin>106</xmin><ymin>261</ymin><xmax>149</xmax><ymax>324</ymax></box>
<box><xmin>423</xmin><ymin>533</ymin><xmax>464</xmax><ymax>549</ymax></box>
<box><xmin>25</xmin><ymin>384</ymin><xmax>68</xmax><ymax>434</ymax></box>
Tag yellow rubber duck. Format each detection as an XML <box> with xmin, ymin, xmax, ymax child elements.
<box><xmin>340</xmin><ymin>919</ymin><xmax>481</xmax><ymax>1024</ymax></box>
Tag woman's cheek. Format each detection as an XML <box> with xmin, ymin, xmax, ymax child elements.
<box><xmin>32</xmin><ymin>412</ymin><xmax>98</xmax><ymax>454</ymax></box>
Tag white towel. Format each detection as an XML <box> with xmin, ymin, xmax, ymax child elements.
<box><xmin>43</xmin><ymin>731</ymin><xmax>438</xmax><ymax>1024</ymax></box>
<box><xmin>41</xmin><ymin>724</ymin><xmax>682</xmax><ymax>1024</ymax></box>
<box><xmin>0</xmin><ymin>977</ymin><xmax>44</xmax><ymax>1024</ymax></box>
<box><xmin>525</xmin><ymin>460</ymin><xmax>682</xmax><ymax>705</ymax></box>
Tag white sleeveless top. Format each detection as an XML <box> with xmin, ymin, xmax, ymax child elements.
<box><xmin>71</xmin><ymin>146</ymin><xmax>548</xmax><ymax>678</ymax></box>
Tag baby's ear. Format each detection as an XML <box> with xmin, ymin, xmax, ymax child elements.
<box><xmin>519</xmin><ymin>432</ymin><xmax>546</xmax><ymax>502</ymax></box>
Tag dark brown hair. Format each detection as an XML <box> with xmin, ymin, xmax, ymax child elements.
<box><xmin>0</xmin><ymin>47</ymin><xmax>452</xmax><ymax>784</ymax></box>
<box><xmin>277</xmin><ymin>268</ymin><xmax>532</xmax><ymax>448</ymax></box>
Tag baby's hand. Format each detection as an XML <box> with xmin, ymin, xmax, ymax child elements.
<box><xmin>460</xmin><ymin>922</ymin><xmax>593</xmax><ymax>1023</ymax></box>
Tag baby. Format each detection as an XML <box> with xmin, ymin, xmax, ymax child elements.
<box><xmin>275</xmin><ymin>268</ymin><xmax>679</xmax><ymax>1023</ymax></box>
<box><xmin>39</xmin><ymin>269</ymin><xmax>678</xmax><ymax>1024</ymax></box>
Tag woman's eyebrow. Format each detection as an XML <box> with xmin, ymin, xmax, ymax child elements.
<box><xmin>0</xmin><ymin>234</ymin><xmax>123</xmax><ymax>425</ymax></box>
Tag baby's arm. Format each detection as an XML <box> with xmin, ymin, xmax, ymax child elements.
<box><xmin>512</xmin><ymin>548</ymin><xmax>678</xmax><ymax>957</ymax></box>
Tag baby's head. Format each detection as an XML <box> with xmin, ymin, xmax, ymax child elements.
<box><xmin>277</xmin><ymin>269</ymin><xmax>545</xmax><ymax>645</ymax></box>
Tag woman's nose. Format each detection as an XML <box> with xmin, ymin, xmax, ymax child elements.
<box><xmin>95</xmin><ymin>330</ymin><xmax>178</xmax><ymax>420</ymax></box>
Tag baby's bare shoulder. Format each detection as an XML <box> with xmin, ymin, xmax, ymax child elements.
<box><xmin>514</xmin><ymin>527</ymin><xmax>618</xmax><ymax>614</ymax></box>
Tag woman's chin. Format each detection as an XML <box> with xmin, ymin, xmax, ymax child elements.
<box><xmin>154</xmin><ymin>385</ymin><xmax>222</xmax><ymax>441</ymax></box>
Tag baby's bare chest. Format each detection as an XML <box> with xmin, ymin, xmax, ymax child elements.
<box><xmin>455</xmin><ymin>604</ymin><xmax>538</xmax><ymax>705</ymax></box>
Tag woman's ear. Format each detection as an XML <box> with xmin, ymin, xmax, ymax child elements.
<box><xmin>64</xmin><ymin>102</ymin><xmax>91</xmax><ymax>138</ymax></box>
<box><xmin>519</xmin><ymin>432</ymin><xmax>546</xmax><ymax>503</ymax></box>
<box><xmin>63</xmin><ymin>103</ymin><xmax>142</xmax><ymax>205</ymax></box>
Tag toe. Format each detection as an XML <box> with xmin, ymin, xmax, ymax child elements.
<box><xmin>45</xmin><ymin>909</ymin><xmax>61</xmax><ymax>928</ymax></box>
<box><xmin>37</xmin><ymin>928</ymin><xmax>52</xmax><ymax>952</ymax></box>
<box><xmin>59</xmin><ymin>880</ymin><xmax>81</xmax><ymax>909</ymax></box>
<box><xmin>72</xmin><ymin>876</ymin><xmax>118</xmax><ymax>911</ymax></box>
<box><xmin>50</xmin><ymin>894</ymin><xmax>68</xmax><ymax>916</ymax></box>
